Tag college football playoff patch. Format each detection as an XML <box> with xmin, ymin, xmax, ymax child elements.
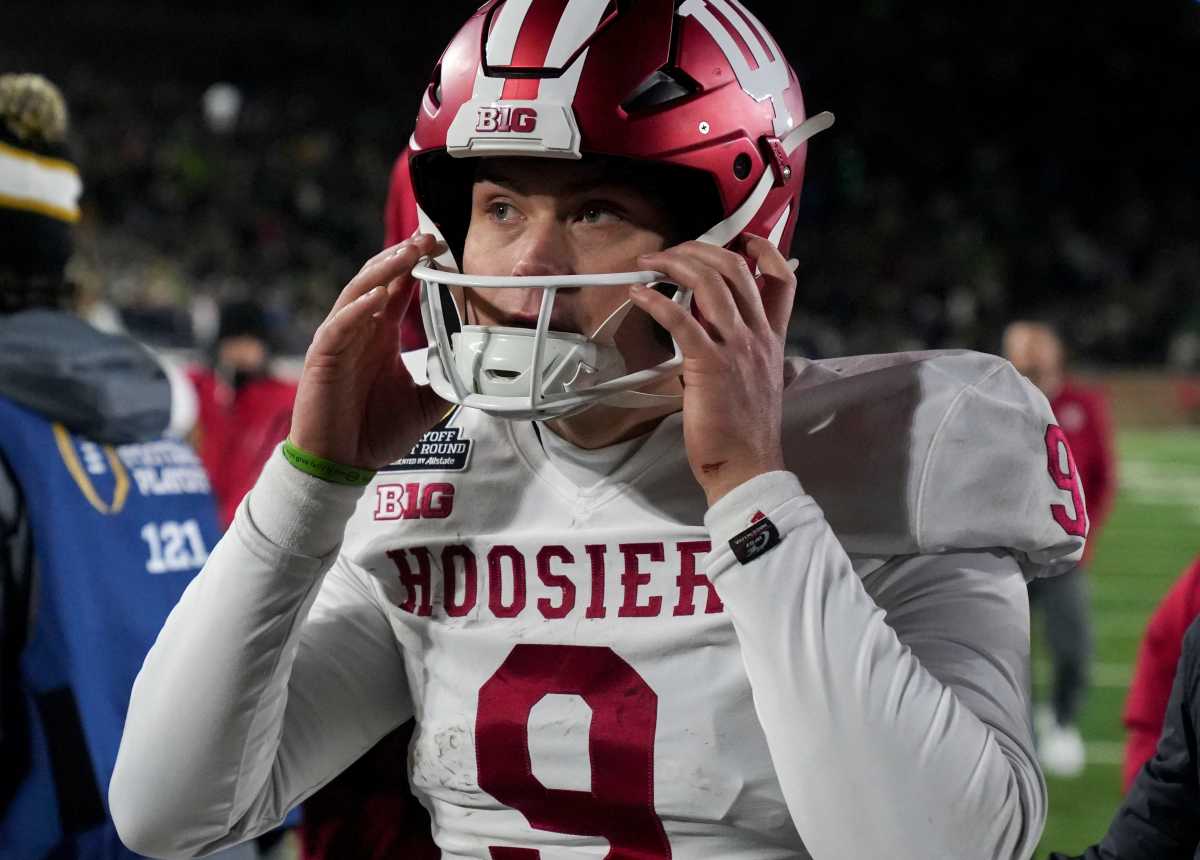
<box><xmin>380</xmin><ymin>419</ymin><xmax>473</xmax><ymax>474</ymax></box>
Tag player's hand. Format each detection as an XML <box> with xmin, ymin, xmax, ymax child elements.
<box><xmin>629</xmin><ymin>235</ymin><xmax>795</xmax><ymax>506</ymax></box>
<box><xmin>289</xmin><ymin>233</ymin><xmax>449</xmax><ymax>470</ymax></box>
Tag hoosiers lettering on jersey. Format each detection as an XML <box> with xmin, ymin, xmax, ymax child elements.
<box><xmin>383</xmin><ymin>540</ymin><xmax>722</xmax><ymax>619</ymax></box>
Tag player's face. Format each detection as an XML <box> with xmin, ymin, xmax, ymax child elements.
<box><xmin>460</xmin><ymin>158</ymin><xmax>677</xmax><ymax>370</ymax></box>
<box><xmin>217</xmin><ymin>335</ymin><xmax>267</xmax><ymax>376</ymax></box>
<box><xmin>1004</xmin><ymin>324</ymin><xmax>1064</xmax><ymax>395</ymax></box>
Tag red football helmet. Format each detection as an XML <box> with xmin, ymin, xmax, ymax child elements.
<box><xmin>393</xmin><ymin>0</ymin><xmax>833</xmax><ymax>419</ymax></box>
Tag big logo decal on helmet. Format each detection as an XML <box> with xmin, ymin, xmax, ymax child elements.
<box><xmin>476</xmin><ymin>105</ymin><xmax>539</xmax><ymax>134</ymax></box>
<box><xmin>679</xmin><ymin>0</ymin><xmax>794</xmax><ymax>135</ymax></box>
<box><xmin>446</xmin><ymin>0</ymin><xmax>614</xmax><ymax>158</ymax></box>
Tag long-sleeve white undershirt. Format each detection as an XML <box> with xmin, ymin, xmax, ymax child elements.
<box><xmin>704</xmin><ymin>471</ymin><xmax>1042</xmax><ymax>860</ymax></box>
<box><xmin>110</xmin><ymin>453</ymin><xmax>1043</xmax><ymax>860</ymax></box>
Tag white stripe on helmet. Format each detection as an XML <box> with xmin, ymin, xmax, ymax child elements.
<box><xmin>472</xmin><ymin>0</ymin><xmax>610</xmax><ymax>106</ymax></box>
<box><xmin>538</xmin><ymin>0</ymin><xmax>612</xmax><ymax>104</ymax></box>
<box><xmin>471</xmin><ymin>0</ymin><xmax>536</xmax><ymax>102</ymax></box>
<box><xmin>451</xmin><ymin>0</ymin><xmax>608</xmax><ymax>159</ymax></box>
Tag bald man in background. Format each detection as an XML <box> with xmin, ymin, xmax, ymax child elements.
<box><xmin>1004</xmin><ymin>321</ymin><xmax>1117</xmax><ymax>777</ymax></box>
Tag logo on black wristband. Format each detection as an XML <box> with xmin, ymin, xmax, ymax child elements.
<box><xmin>729</xmin><ymin>516</ymin><xmax>782</xmax><ymax>565</ymax></box>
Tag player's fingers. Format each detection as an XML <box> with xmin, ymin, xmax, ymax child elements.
<box><xmin>627</xmin><ymin>282</ymin><xmax>717</xmax><ymax>360</ymax></box>
<box><xmin>312</xmin><ymin>283</ymin><xmax>389</xmax><ymax>356</ymax></box>
<box><xmin>338</xmin><ymin>234</ymin><xmax>439</xmax><ymax>310</ymax></box>
<box><xmin>332</xmin><ymin>234</ymin><xmax>443</xmax><ymax>316</ymax></box>
<box><xmin>354</xmin><ymin>228</ymin><xmax>437</xmax><ymax>273</ymax></box>
<box><xmin>670</xmin><ymin>241</ymin><xmax>770</xmax><ymax>334</ymax></box>
<box><xmin>329</xmin><ymin>253</ymin><xmax>406</xmax><ymax>317</ymax></box>
<box><xmin>636</xmin><ymin>250</ymin><xmax>743</xmax><ymax>342</ymax></box>
<box><xmin>357</xmin><ymin>237</ymin><xmax>413</xmax><ymax>273</ymax></box>
<box><xmin>382</xmin><ymin>276</ymin><xmax>414</xmax><ymax>321</ymax></box>
<box><xmin>744</xmin><ymin>234</ymin><xmax>798</xmax><ymax>340</ymax></box>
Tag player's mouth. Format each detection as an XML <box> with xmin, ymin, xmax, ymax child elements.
<box><xmin>501</xmin><ymin>311</ymin><xmax>581</xmax><ymax>335</ymax></box>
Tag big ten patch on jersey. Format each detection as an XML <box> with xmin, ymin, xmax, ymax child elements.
<box><xmin>374</xmin><ymin>482</ymin><xmax>455</xmax><ymax>521</ymax></box>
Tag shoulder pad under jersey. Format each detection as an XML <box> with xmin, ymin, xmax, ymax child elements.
<box><xmin>781</xmin><ymin>350</ymin><xmax>1085</xmax><ymax>578</ymax></box>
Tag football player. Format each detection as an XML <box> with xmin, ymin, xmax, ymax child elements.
<box><xmin>1004</xmin><ymin>320</ymin><xmax>1114</xmax><ymax>777</ymax></box>
<box><xmin>111</xmin><ymin>2</ymin><xmax>1086</xmax><ymax>859</ymax></box>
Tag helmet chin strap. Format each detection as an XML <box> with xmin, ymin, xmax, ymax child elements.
<box><xmin>538</xmin><ymin>294</ymin><xmax>680</xmax><ymax>408</ymax></box>
<box><xmin>530</xmin><ymin>295</ymin><xmax>631</xmax><ymax>396</ymax></box>
<box><xmin>596</xmin><ymin>386</ymin><xmax>682</xmax><ymax>409</ymax></box>
<box><xmin>590</xmin><ymin>297</ymin><xmax>634</xmax><ymax>343</ymax></box>
<box><xmin>585</xmin><ymin>296</ymin><xmax>684</xmax><ymax>410</ymax></box>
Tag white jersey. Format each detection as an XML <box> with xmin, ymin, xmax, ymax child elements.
<box><xmin>110</xmin><ymin>350</ymin><xmax>1085</xmax><ymax>860</ymax></box>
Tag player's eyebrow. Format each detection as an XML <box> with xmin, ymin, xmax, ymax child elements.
<box><xmin>474</xmin><ymin>168</ymin><xmax>528</xmax><ymax>195</ymax></box>
<box><xmin>474</xmin><ymin>164</ymin><xmax>626</xmax><ymax>199</ymax></box>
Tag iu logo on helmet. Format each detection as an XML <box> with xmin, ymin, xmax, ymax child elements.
<box><xmin>476</xmin><ymin>105</ymin><xmax>539</xmax><ymax>134</ymax></box>
<box><xmin>679</xmin><ymin>0</ymin><xmax>794</xmax><ymax>136</ymax></box>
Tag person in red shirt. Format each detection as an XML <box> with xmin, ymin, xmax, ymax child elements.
<box><xmin>1004</xmin><ymin>321</ymin><xmax>1117</xmax><ymax>777</ymax></box>
<box><xmin>1122</xmin><ymin>555</ymin><xmax>1200</xmax><ymax>790</ymax></box>
<box><xmin>188</xmin><ymin>301</ymin><xmax>298</xmax><ymax>527</ymax></box>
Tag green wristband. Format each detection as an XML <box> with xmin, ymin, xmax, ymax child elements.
<box><xmin>281</xmin><ymin>439</ymin><xmax>376</xmax><ymax>487</ymax></box>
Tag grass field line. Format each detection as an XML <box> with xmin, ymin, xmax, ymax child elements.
<box><xmin>1119</xmin><ymin>460</ymin><xmax>1200</xmax><ymax>512</ymax></box>
<box><xmin>1034</xmin><ymin>660</ymin><xmax>1131</xmax><ymax>688</ymax></box>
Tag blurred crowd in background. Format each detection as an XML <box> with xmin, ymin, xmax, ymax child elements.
<box><xmin>66</xmin><ymin>73</ymin><xmax>393</xmax><ymax>355</ymax></box>
<box><xmin>3</xmin><ymin>0</ymin><xmax>1198</xmax><ymax>367</ymax></box>
<box><xmin>44</xmin><ymin>69</ymin><xmax>397</xmax><ymax>355</ymax></box>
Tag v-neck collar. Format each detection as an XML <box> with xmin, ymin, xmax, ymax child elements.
<box><xmin>505</xmin><ymin>411</ymin><xmax>684</xmax><ymax>509</ymax></box>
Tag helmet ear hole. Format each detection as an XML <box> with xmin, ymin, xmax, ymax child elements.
<box><xmin>427</xmin><ymin>63</ymin><xmax>443</xmax><ymax>108</ymax></box>
<box><xmin>733</xmin><ymin>153</ymin><xmax>753</xmax><ymax>180</ymax></box>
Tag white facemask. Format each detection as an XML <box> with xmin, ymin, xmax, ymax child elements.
<box><xmin>415</xmin><ymin>266</ymin><xmax>690</xmax><ymax>421</ymax></box>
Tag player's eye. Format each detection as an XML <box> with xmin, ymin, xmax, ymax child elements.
<box><xmin>486</xmin><ymin>201</ymin><xmax>518</xmax><ymax>223</ymax></box>
<box><xmin>576</xmin><ymin>204</ymin><xmax>623</xmax><ymax>226</ymax></box>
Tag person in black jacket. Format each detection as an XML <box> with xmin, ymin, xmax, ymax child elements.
<box><xmin>1050</xmin><ymin>613</ymin><xmax>1200</xmax><ymax>859</ymax></box>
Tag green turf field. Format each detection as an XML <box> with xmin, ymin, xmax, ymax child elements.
<box><xmin>1035</xmin><ymin>429</ymin><xmax>1200</xmax><ymax>857</ymax></box>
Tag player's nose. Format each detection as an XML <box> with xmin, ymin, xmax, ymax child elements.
<box><xmin>510</xmin><ymin>219</ymin><xmax>574</xmax><ymax>279</ymax></box>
